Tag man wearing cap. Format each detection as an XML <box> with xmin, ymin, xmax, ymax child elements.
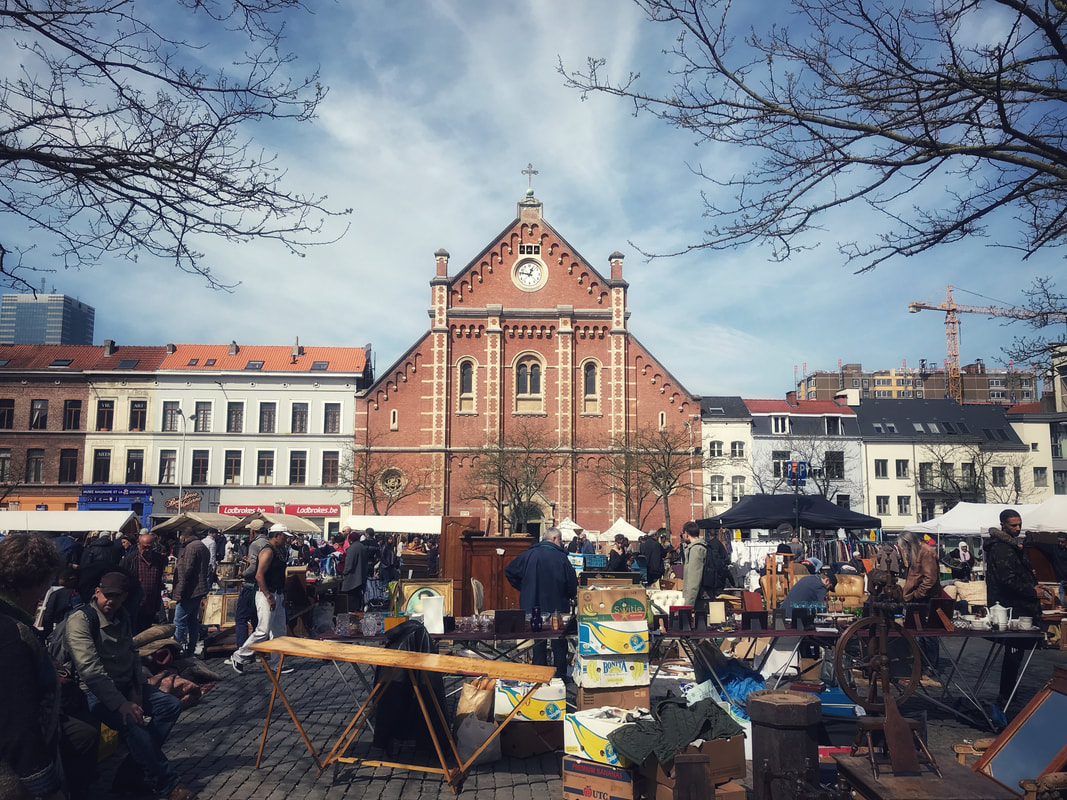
<box><xmin>233</xmin><ymin>519</ymin><xmax>269</xmax><ymax>652</ymax></box>
<box><xmin>230</xmin><ymin>524</ymin><xmax>293</xmax><ymax>674</ymax></box>
<box><xmin>171</xmin><ymin>530</ymin><xmax>211</xmax><ymax>657</ymax></box>
<box><xmin>67</xmin><ymin>571</ymin><xmax>194</xmax><ymax>800</ymax></box>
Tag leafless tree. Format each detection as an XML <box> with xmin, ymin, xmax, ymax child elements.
<box><xmin>594</xmin><ymin>425</ymin><xmax>695</xmax><ymax>534</ymax></box>
<box><xmin>0</xmin><ymin>0</ymin><xmax>349</xmax><ymax>291</ymax></box>
<box><xmin>0</xmin><ymin>450</ymin><xmax>26</xmax><ymax>505</ymax></box>
<box><xmin>340</xmin><ymin>439</ymin><xmax>430</xmax><ymax>516</ymax></box>
<box><xmin>561</xmin><ymin>0</ymin><xmax>1067</xmax><ymax>271</ymax></box>
<box><xmin>1003</xmin><ymin>276</ymin><xmax>1067</xmax><ymax>376</ymax></box>
<box><xmin>916</xmin><ymin>438</ymin><xmax>1034</xmax><ymax>507</ymax></box>
<box><xmin>739</xmin><ymin>432</ymin><xmax>861</xmax><ymax>503</ymax></box>
<box><xmin>461</xmin><ymin>421</ymin><xmax>562</xmax><ymax>535</ymax></box>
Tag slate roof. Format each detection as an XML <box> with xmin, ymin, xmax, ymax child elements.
<box><xmin>851</xmin><ymin>398</ymin><xmax>1025</xmax><ymax>448</ymax></box>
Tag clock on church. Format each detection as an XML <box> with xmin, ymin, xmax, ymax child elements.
<box><xmin>512</xmin><ymin>258</ymin><xmax>546</xmax><ymax>291</ymax></box>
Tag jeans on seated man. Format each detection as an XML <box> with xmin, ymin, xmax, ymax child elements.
<box><xmin>66</xmin><ymin>570</ymin><xmax>195</xmax><ymax>800</ymax></box>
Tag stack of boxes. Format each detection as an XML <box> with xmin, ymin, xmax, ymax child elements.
<box><xmin>561</xmin><ymin>583</ymin><xmax>748</xmax><ymax>800</ymax></box>
<box><xmin>562</xmin><ymin>584</ymin><xmax>650</xmax><ymax>798</ymax></box>
<box><xmin>492</xmin><ymin>677</ymin><xmax>566</xmax><ymax>758</ymax></box>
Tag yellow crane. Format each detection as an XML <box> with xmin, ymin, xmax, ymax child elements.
<box><xmin>907</xmin><ymin>285</ymin><xmax>1067</xmax><ymax>404</ymax></box>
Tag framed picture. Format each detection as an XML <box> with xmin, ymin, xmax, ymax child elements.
<box><xmin>200</xmin><ymin>593</ymin><xmax>240</xmax><ymax>627</ymax></box>
<box><xmin>398</xmin><ymin>579</ymin><xmax>453</xmax><ymax>616</ymax></box>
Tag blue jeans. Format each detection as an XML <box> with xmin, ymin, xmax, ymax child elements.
<box><xmin>85</xmin><ymin>684</ymin><xmax>182</xmax><ymax>794</ymax></box>
<box><xmin>173</xmin><ymin>596</ymin><xmax>202</xmax><ymax>656</ymax></box>
<box><xmin>234</xmin><ymin>583</ymin><xmax>258</xmax><ymax>651</ymax></box>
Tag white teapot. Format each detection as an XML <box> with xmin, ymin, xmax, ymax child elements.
<box><xmin>989</xmin><ymin>602</ymin><xmax>1012</xmax><ymax>627</ymax></box>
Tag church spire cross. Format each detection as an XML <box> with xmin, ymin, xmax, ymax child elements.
<box><xmin>522</xmin><ymin>162</ymin><xmax>539</xmax><ymax>190</ymax></box>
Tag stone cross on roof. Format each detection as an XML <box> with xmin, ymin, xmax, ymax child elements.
<box><xmin>522</xmin><ymin>162</ymin><xmax>538</xmax><ymax>190</ymax></box>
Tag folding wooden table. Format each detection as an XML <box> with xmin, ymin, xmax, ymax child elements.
<box><xmin>248</xmin><ymin>636</ymin><xmax>555</xmax><ymax>793</ymax></box>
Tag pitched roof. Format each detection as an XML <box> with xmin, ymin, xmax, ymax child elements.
<box><xmin>1006</xmin><ymin>403</ymin><xmax>1043</xmax><ymax>414</ymax></box>
<box><xmin>157</xmin><ymin>344</ymin><xmax>367</xmax><ymax>373</ymax></box>
<box><xmin>743</xmin><ymin>398</ymin><xmax>856</xmax><ymax>415</ymax></box>
<box><xmin>92</xmin><ymin>346</ymin><xmax>169</xmax><ymax>371</ymax></box>
<box><xmin>0</xmin><ymin>344</ymin><xmax>104</xmax><ymax>369</ymax></box>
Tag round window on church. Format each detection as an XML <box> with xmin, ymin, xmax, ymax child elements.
<box><xmin>380</xmin><ymin>468</ymin><xmax>405</xmax><ymax>497</ymax></box>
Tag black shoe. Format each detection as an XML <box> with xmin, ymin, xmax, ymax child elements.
<box><xmin>230</xmin><ymin>657</ymin><xmax>246</xmax><ymax>675</ymax></box>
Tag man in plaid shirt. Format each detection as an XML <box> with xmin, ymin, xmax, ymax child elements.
<box><xmin>122</xmin><ymin>531</ymin><xmax>167</xmax><ymax>633</ymax></box>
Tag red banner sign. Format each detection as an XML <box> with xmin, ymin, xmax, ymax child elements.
<box><xmin>284</xmin><ymin>504</ymin><xmax>341</xmax><ymax>516</ymax></box>
<box><xmin>218</xmin><ymin>504</ymin><xmax>274</xmax><ymax>515</ymax></box>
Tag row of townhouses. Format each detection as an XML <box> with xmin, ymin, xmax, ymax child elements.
<box><xmin>2</xmin><ymin>193</ymin><xmax>1065</xmax><ymax>537</ymax></box>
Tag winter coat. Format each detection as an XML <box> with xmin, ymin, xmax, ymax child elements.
<box><xmin>902</xmin><ymin>544</ymin><xmax>941</xmax><ymax>602</ymax></box>
<box><xmin>985</xmin><ymin>528</ymin><xmax>1040</xmax><ymax>619</ymax></box>
<box><xmin>0</xmin><ymin>599</ymin><xmax>63</xmax><ymax>798</ymax></box>
<box><xmin>640</xmin><ymin>538</ymin><xmax>666</xmax><ymax>582</ymax></box>
<box><xmin>504</xmin><ymin>540</ymin><xmax>578</xmax><ymax>613</ymax></box>
<box><xmin>80</xmin><ymin>534</ymin><xmax>122</xmax><ymax>568</ymax></box>
<box><xmin>172</xmin><ymin>538</ymin><xmax>211</xmax><ymax>602</ymax></box>
<box><xmin>341</xmin><ymin>540</ymin><xmax>368</xmax><ymax>592</ymax></box>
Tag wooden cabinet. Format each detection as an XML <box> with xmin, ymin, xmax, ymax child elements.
<box><xmin>438</xmin><ymin>516</ymin><xmax>534</xmax><ymax>615</ymax></box>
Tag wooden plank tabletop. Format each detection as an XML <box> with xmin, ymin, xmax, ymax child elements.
<box><xmin>834</xmin><ymin>755</ymin><xmax>1018</xmax><ymax>799</ymax></box>
<box><xmin>248</xmin><ymin>636</ymin><xmax>555</xmax><ymax>683</ymax></box>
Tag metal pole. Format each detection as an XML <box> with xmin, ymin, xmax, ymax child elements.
<box><xmin>177</xmin><ymin>410</ymin><xmax>187</xmax><ymax>515</ymax></box>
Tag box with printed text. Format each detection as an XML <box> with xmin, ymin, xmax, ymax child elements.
<box><xmin>578</xmin><ymin>619</ymin><xmax>650</xmax><ymax>656</ymax></box>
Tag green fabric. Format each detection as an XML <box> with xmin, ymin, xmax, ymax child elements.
<box><xmin>607</xmin><ymin>696</ymin><xmax>743</xmax><ymax>768</ymax></box>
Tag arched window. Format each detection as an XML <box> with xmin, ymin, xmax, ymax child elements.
<box><xmin>389</xmin><ymin>408</ymin><xmax>398</xmax><ymax>431</ymax></box>
<box><xmin>581</xmin><ymin>360</ymin><xmax>600</xmax><ymax>414</ymax></box>
<box><xmin>515</xmin><ymin>355</ymin><xmax>544</xmax><ymax>413</ymax></box>
<box><xmin>658</xmin><ymin>411</ymin><xmax>666</xmax><ymax>431</ymax></box>
<box><xmin>458</xmin><ymin>360</ymin><xmax>475</xmax><ymax>413</ymax></box>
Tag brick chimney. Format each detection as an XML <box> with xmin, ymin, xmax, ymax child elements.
<box><xmin>104</xmin><ymin>339</ymin><xmax>116</xmax><ymax>356</ymax></box>
<box><xmin>609</xmin><ymin>251</ymin><xmax>625</xmax><ymax>280</ymax></box>
<box><xmin>785</xmin><ymin>390</ymin><xmax>798</xmax><ymax>407</ymax></box>
<box><xmin>435</xmin><ymin>248</ymin><xmax>449</xmax><ymax>278</ymax></box>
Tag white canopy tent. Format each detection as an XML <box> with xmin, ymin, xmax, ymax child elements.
<box><xmin>602</xmin><ymin>518</ymin><xmax>644</xmax><ymax>542</ymax></box>
<box><xmin>343</xmin><ymin>515</ymin><xmax>443</xmax><ymax>536</ymax></box>
<box><xmin>903</xmin><ymin>502</ymin><xmax>1042</xmax><ymax>536</ymax></box>
<box><xmin>1023</xmin><ymin>496</ymin><xmax>1067</xmax><ymax>532</ymax></box>
<box><xmin>0</xmin><ymin>510</ymin><xmax>140</xmax><ymax>534</ymax></box>
<box><xmin>556</xmin><ymin>516</ymin><xmax>585</xmax><ymax>542</ymax></box>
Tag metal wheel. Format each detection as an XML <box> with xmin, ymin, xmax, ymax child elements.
<box><xmin>833</xmin><ymin>616</ymin><xmax>922</xmax><ymax>713</ymax></box>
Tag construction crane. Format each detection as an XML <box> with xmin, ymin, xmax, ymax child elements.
<box><xmin>907</xmin><ymin>285</ymin><xmax>1067</xmax><ymax>404</ymax></box>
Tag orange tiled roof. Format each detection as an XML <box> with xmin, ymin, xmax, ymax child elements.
<box><xmin>93</xmin><ymin>346</ymin><xmax>169</xmax><ymax>371</ymax></box>
<box><xmin>744</xmin><ymin>398</ymin><xmax>856</xmax><ymax>415</ymax></box>
<box><xmin>1006</xmin><ymin>402</ymin><xmax>1043</xmax><ymax>413</ymax></box>
<box><xmin>157</xmin><ymin>344</ymin><xmax>367</xmax><ymax>373</ymax></box>
<box><xmin>0</xmin><ymin>344</ymin><xmax>104</xmax><ymax>369</ymax></box>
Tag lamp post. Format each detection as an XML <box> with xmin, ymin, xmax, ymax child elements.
<box><xmin>175</xmin><ymin>409</ymin><xmax>193</xmax><ymax>515</ymax></box>
<box><xmin>684</xmin><ymin>414</ymin><xmax>701</xmax><ymax>520</ymax></box>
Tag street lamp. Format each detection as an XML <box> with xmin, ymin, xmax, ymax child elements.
<box><xmin>175</xmin><ymin>408</ymin><xmax>194</xmax><ymax>515</ymax></box>
<box><xmin>684</xmin><ymin>414</ymin><xmax>701</xmax><ymax>520</ymax></box>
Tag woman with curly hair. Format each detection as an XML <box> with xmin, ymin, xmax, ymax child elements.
<box><xmin>0</xmin><ymin>533</ymin><xmax>97</xmax><ymax>800</ymax></box>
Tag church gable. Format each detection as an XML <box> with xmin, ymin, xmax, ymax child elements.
<box><xmin>446</xmin><ymin>196</ymin><xmax>613</xmax><ymax>310</ymax></box>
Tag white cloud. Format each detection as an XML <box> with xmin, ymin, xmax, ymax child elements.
<box><xmin>33</xmin><ymin>1</ymin><xmax>1064</xmax><ymax>400</ymax></box>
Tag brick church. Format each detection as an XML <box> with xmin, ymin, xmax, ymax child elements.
<box><xmin>353</xmin><ymin>191</ymin><xmax>700</xmax><ymax>537</ymax></box>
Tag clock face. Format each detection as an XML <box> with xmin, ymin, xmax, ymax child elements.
<box><xmin>513</xmin><ymin>259</ymin><xmax>545</xmax><ymax>290</ymax></box>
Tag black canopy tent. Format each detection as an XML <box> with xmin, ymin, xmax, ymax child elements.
<box><xmin>697</xmin><ymin>494</ymin><xmax>881</xmax><ymax>531</ymax></box>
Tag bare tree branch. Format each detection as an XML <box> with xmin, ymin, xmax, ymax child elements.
<box><xmin>560</xmin><ymin>0</ymin><xmax>1067</xmax><ymax>270</ymax></box>
<box><xmin>0</xmin><ymin>0</ymin><xmax>350</xmax><ymax>290</ymax></box>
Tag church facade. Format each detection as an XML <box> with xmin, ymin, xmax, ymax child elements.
<box><xmin>353</xmin><ymin>193</ymin><xmax>701</xmax><ymax>537</ymax></box>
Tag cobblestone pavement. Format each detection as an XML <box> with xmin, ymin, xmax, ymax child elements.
<box><xmin>87</xmin><ymin>639</ymin><xmax>1062</xmax><ymax>799</ymax></box>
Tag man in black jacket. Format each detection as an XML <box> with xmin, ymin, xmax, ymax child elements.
<box><xmin>985</xmin><ymin>509</ymin><xmax>1040</xmax><ymax>709</ymax></box>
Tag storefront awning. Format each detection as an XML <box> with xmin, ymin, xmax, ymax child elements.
<box><xmin>223</xmin><ymin>512</ymin><xmax>322</xmax><ymax>535</ymax></box>
<box><xmin>0</xmin><ymin>510</ymin><xmax>141</xmax><ymax>534</ymax></box>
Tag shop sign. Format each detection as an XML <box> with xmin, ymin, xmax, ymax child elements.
<box><xmin>80</xmin><ymin>484</ymin><xmax>152</xmax><ymax>500</ymax></box>
<box><xmin>284</xmin><ymin>504</ymin><xmax>340</xmax><ymax>516</ymax></box>
<box><xmin>218</xmin><ymin>504</ymin><xmax>273</xmax><ymax>515</ymax></box>
<box><xmin>164</xmin><ymin>491</ymin><xmax>203</xmax><ymax>512</ymax></box>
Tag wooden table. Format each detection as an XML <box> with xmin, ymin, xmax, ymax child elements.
<box><xmin>248</xmin><ymin>636</ymin><xmax>554</xmax><ymax>794</ymax></box>
<box><xmin>834</xmin><ymin>754</ymin><xmax>1017</xmax><ymax>799</ymax></box>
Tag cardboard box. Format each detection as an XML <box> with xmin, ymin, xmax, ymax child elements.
<box><xmin>640</xmin><ymin>735</ymin><xmax>746</xmax><ymax>789</ymax></box>
<box><xmin>564</xmin><ymin>708</ymin><xmax>635</xmax><ymax>767</ymax></box>
<box><xmin>715</xmin><ymin>780</ymin><xmax>746</xmax><ymax>800</ymax></box>
<box><xmin>575</xmin><ymin>654</ymin><xmax>651</xmax><ymax>688</ymax></box>
<box><xmin>494</xmin><ymin>678</ymin><xmax>566</xmax><ymax>722</ymax></box>
<box><xmin>499</xmin><ymin>719</ymin><xmax>562</xmax><ymax>758</ymax></box>
<box><xmin>562</xmin><ymin>755</ymin><xmax>637</xmax><ymax>800</ymax></box>
<box><xmin>578</xmin><ymin>619</ymin><xmax>650</xmax><ymax>656</ymax></box>
<box><xmin>576</xmin><ymin>685</ymin><xmax>650</xmax><ymax>711</ymax></box>
<box><xmin>578</xmin><ymin>587</ymin><xmax>650</xmax><ymax>622</ymax></box>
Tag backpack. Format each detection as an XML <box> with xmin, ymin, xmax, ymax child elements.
<box><xmin>46</xmin><ymin>605</ymin><xmax>100</xmax><ymax>682</ymax></box>
<box><xmin>697</xmin><ymin>539</ymin><xmax>730</xmax><ymax>597</ymax></box>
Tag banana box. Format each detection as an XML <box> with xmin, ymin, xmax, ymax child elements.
<box><xmin>574</xmin><ymin>654</ymin><xmax>650</xmax><ymax>688</ymax></box>
<box><xmin>494</xmin><ymin>678</ymin><xmax>566</xmax><ymax>722</ymax></box>
<box><xmin>577</xmin><ymin>587</ymin><xmax>649</xmax><ymax>622</ymax></box>
<box><xmin>564</xmin><ymin>707</ymin><xmax>637</xmax><ymax>767</ymax></box>
<box><xmin>578</xmin><ymin>619</ymin><xmax>649</xmax><ymax>656</ymax></box>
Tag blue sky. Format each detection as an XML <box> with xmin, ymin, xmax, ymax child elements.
<box><xmin>35</xmin><ymin>1</ymin><xmax>1065</xmax><ymax>398</ymax></box>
